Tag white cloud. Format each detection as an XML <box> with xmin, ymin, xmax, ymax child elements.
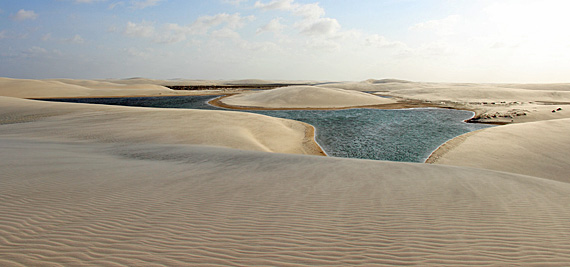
<box><xmin>410</xmin><ymin>15</ymin><xmax>461</xmax><ymax>36</ymax></box>
<box><xmin>0</xmin><ymin>31</ymin><xmax>7</xmax><ymax>40</ymax></box>
<box><xmin>255</xmin><ymin>0</ymin><xmax>342</xmax><ymax>38</ymax></box>
<box><xmin>365</xmin><ymin>34</ymin><xmax>405</xmax><ymax>48</ymax></box>
<box><xmin>211</xmin><ymin>28</ymin><xmax>241</xmax><ymax>39</ymax></box>
<box><xmin>11</xmin><ymin>9</ymin><xmax>38</xmax><ymax>21</ymax></box>
<box><xmin>124</xmin><ymin>21</ymin><xmax>156</xmax><ymax>38</ymax></box>
<box><xmin>254</xmin><ymin>0</ymin><xmax>294</xmax><ymax>10</ymax></box>
<box><xmin>292</xmin><ymin>3</ymin><xmax>324</xmax><ymax>19</ymax></box>
<box><xmin>256</xmin><ymin>18</ymin><xmax>285</xmax><ymax>34</ymax></box>
<box><xmin>130</xmin><ymin>0</ymin><xmax>164</xmax><ymax>9</ymax></box>
<box><xmin>299</xmin><ymin>18</ymin><xmax>340</xmax><ymax>36</ymax></box>
<box><xmin>254</xmin><ymin>0</ymin><xmax>323</xmax><ymax>18</ymax></box>
<box><xmin>122</xmin><ymin>13</ymin><xmax>253</xmax><ymax>43</ymax></box>
<box><xmin>305</xmin><ymin>39</ymin><xmax>340</xmax><ymax>52</ymax></box>
<box><xmin>223</xmin><ymin>0</ymin><xmax>248</xmax><ymax>6</ymax></box>
<box><xmin>191</xmin><ymin>13</ymin><xmax>255</xmax><ymax>34</ymax></box>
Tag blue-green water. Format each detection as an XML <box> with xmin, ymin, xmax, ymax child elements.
<box><xmin>43</xmin><ymin>95</ymin><xmax>493</xmax><ymax>162</ymax></box>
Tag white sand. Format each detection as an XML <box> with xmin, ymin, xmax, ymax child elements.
<box><xmin>0</xmin><ymin>97</ymin><xmax>323</xmax><ymax>155</ymax></box>
<box><xmin>2</xmin><ymin>139</ymin><xmax>570</xmax><ymax>266</ymax></box>
<box><xmin>220</xmin><ymin>85</ymin><xmax>397</xmax><ymax>108</ymax></box>
<box><xmin>0</xmin><ymin>77</ymin><xmax>214</xmax><ymax>98</ymax></box>
<box><xmin>2</xmin><ymin>77</ymin><xmax>570</xmax><ymax>265</ymax></box>
<box><xmin>428</xmin><ymin>118</ymin><xmax>570</xmax><ymax>182</ymax></box>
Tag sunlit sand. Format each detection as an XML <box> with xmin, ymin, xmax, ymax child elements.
<box><xmin>1</xmin><ymin>77</ymin><xmax>570</xmax><ymax>265</ymax></box>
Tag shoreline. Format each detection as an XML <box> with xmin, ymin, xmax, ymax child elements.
<box><xmin>32</xmin><ymin>94</ymin><xmax>497</xmax><ymax>162</ymax></box>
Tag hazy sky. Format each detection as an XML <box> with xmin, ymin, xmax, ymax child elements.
<box><xmin>1</xmin><ymin>0</ymin><xmax>569</xmax><ymax>82</ymax></box>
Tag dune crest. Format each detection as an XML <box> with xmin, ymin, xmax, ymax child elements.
<box><xmin>220</xmin><ymin>85</ymin><xmax>397</xmax><ymax>109</ymax></box>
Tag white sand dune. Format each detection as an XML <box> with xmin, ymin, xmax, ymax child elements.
<box><xmin>2</xmin><ymin>138</ymin><xmax>570</xmax><ymax>266</ymax></box>
<box><xmin>428</xmin><ymin>118</ymin><xmax>570</xmax><ymax>183</ymax></box>
<box><xmin>0</xmin><ymin>97</ymin><xmax>323</xmax><ymax>155</ymax></box>
<box><xmin>2</xmin><ymin>77</ymin><xmax>570</xmax><ymax>265</ymax></box>
<box><xmin>0</xmin><ymin>77</ymin><xmax>190</xmax><ymax>98</ymax></box>
<box><xmin>220</xmin><ymin>85</ymin><xmax>396</xmax><ymax>108</ymax></box>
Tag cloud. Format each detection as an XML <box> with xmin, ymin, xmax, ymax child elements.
<box><xmin>122</xmin><ymin>13</ymin><xmax>253</xmax><ymax>43</ymax></box>
<box><xmin>211</xmin><ymin>28</ymin><xmax>241</xmax><ymax>39</ymax></box>
<box><xmin>11</xmin><ymin>9</ymin><xmax>38</xmax><ymax>21</ymax></box>
<box><xmin>0</xmin><ymin>31</ymin><xmax>7</xmax><ymax>40</ymax></box>
<box><xmin>124</xmin><ymin>21</ymin><xmax>156</xmax><ymax>38</ymax></box>
<box><xmin>255</xmin><ymin>0</ymin><xmax>339</xmax><ymax>37</ymax></box>
<box><xmin>365</xmin><ymin>34</ymin><xmax>405</xmax><ymax>48</ymax></box>
<box><xmin>191</xmin><ymin>13</ymin><xmax>255</xmax><ymax>34</ymax></box>
<box><xmin>256</xmin><ymin>18</ymin><xmax>285</xmax><ymax>34</ymax></box>
<box><xmin>130</xmin><ymin>0</ymin><xmax>164</xmax><ymax>9</ymax></box>
<box><xmin>223</xmin><ymin>0</ymin><xmax>248</xmax><ymax>6</ymax></box>
<box><xmin>254</xmin><ymin>0</ymin><xmax>294</xmax><ymax>10</ymax></box>
<box><xmin>254</xmin><ymin>0</ymin><xmax>324</xmax><ymax>18</ymax></box>
<box><xmin>292</xmin><ymin>3</ymin><xmax>324</xmax><ymax>19</ymax></box>
<box><xmin>410</xmin><ymin>15</ymin><xmax>461</xmax><ymax>36</ymax></box>
<box><xmin>299</xmin><ymin>18</ymin><xmax>340</xmax><ymax>36</ymax></box>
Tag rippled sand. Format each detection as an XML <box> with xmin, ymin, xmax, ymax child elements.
<box><xmin>1</xmin><ymin>77</ymin><xmax>570</xmax><ymax>265</ymax></box>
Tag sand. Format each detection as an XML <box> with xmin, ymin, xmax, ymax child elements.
<box><xmin>427</xmin><ymin>118</ymin><xmax>570</xmax><ymax>183</ymax></box>
<box><xmin>2</xmin><ymin>140</ymin><xmax>570</xmax><ymax>266</ymax></box>
<box><xmin>2</xmin><ymin>77</ymin><xmax>570</xmax><ymax>265</ymax></box>
<box><xmin>0</xmin><ymin>97</ymin><xmax>324</xmax><ymax>156</ymax></box>
<box><xmin>220</xmin><ymin>85</ymin><xmax>397</xmax><ymax>109</ymax></box>
<box><xmin>0</xmin><ymin>77</ymin><xmax>224</xmax><ymax>98</ymax></box>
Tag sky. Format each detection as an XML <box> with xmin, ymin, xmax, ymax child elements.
<box><xmin>1</xmin><ymin>0</ymin><xmax>569</xmax><ymax>82</ymax></box>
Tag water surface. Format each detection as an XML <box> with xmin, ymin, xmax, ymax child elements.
<box><xmin>44</xmin><ymin>95</ymin><xmax>493</xmax><ymax>162</ymax></box>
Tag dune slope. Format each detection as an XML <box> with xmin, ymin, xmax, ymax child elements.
<box><xmin>1</xmin><ymin>139</ymin><xmax>570</xmax><ymax>266</ymax></box>
<box><xmin>0</xmin><ymin>77</ymin><xmax>178</xmax><ymax>98</ymax></box>
<box><xmin>0</xmin><ymin>97</ymin><xmax>324</xmax><ymax>155</ymax></box>
<box><xmin>220</xmin><ymin>85</ymin><xmax>396</xmax><ymax>108</ymax></box>
<box><xmin>428</xmin><ymin>118</ymin><xmax>570</xmax><ymax>182</ymax></box>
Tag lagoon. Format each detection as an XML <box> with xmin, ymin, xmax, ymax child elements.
<box><xmin>43</xmin><ymin>95</ymin><xmax>493</xmax><ymax>162</ymax></box>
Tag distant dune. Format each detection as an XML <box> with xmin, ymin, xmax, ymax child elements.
<box><xmin>220</xmin><ymin>85</ymin><xmax>397</xmax><ymax>108</ymax></box>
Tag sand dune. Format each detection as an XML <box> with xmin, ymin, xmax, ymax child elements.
<box><xmin>0</xmin><ymin>97</ymin><xmax>324</xmax><ymax>155</ymax></box>
<box><xmin>428</xmin><ymin>118</ymin><xmax>570</xmax><ymax>183</ymax></box>
<box><xmin>0</xmin><ymin>77</ymin><xmax>193</xmax><ymax>98</ymax></box>
<box><xmin>2</xmin><ymin>77</ymin><xmax>570</xmax><ymax>265</ymax></box>
<box><xmin>2</xmin><ymin>139</ymin><xmax>570</xmax><ymax>266</ymax></box>
<box><xmin>220</xmin><ymin>85</ymin><xmax>396</xmax><ymax>108</ymax></box>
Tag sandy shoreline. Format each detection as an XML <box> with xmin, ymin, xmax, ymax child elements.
<box><xmin>2</xmin><ymin>77</ymin><xmax>570</xmax><ymax>265</ymax></box>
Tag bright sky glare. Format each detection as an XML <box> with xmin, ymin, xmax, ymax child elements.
<box><xmin>1</xmin><ymin>0</ymin><xmax>569</xmax><ymax>82</ymax></box>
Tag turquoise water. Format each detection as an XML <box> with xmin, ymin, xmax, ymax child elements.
<box><xmin>43</xmin><ymin>95</ymin><xmax>493</xmax><ymax>162</ymax></box>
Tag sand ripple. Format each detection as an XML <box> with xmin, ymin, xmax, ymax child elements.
<box><xmin>2</xmin><ymin>140</ymin><xmax>570</xmax><ymax>266</ymax></box>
